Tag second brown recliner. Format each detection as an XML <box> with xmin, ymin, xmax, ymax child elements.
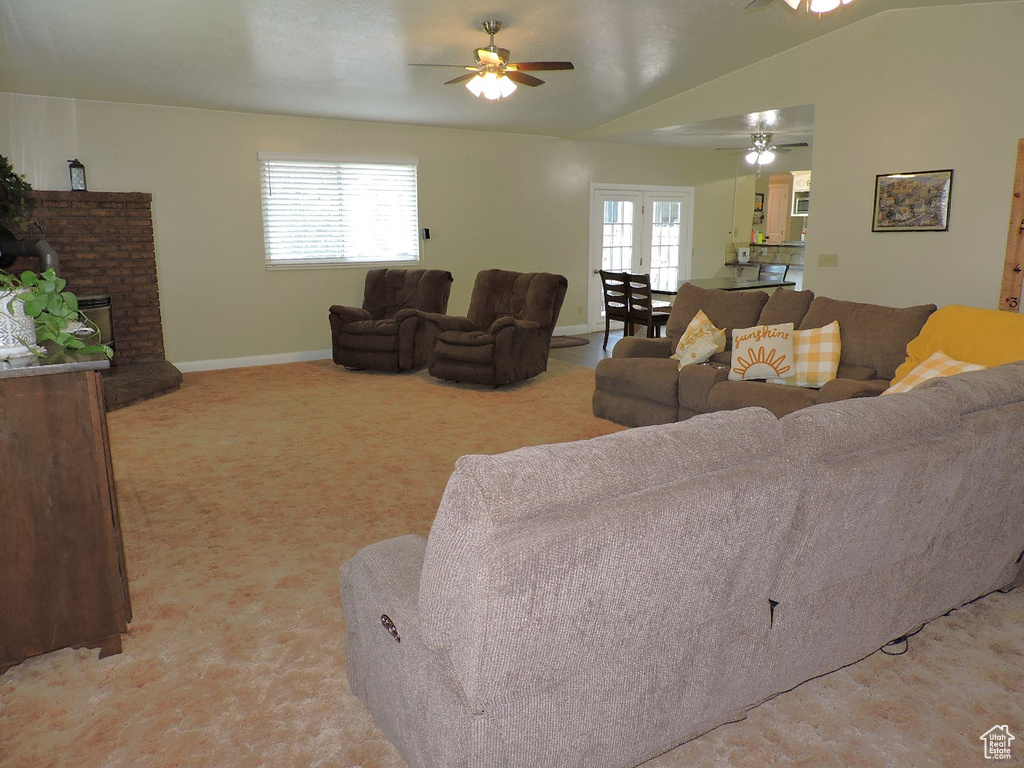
<box><xmin>421</xmin><ymin>269</ymin><xmax>568</xmax><ymax>387</ymax></box>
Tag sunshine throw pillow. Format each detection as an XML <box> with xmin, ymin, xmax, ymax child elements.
<box><xmin>766</xmin><ymin>321</ymin><xmax>842</xmax><ymax>388</ymax></box>
<box><xmin>882</xmin><ymin>349</ymin><xmax>986</xmax><ymax>394</ymax></box>
<box><xmin>671</xmin><ymin>310</ymin><xmax>726</xmax><ymax>370</ymax></box>
<box><xmin>728</xmin><ymin>323</ymin><xmax>794</xmax><ymax>381</ymax></box>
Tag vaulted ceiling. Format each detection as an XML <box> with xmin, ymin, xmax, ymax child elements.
<box><xmin>0</xmin><ymin>0</ymin><xmax>1005</xmax><ymax>146</ymax></box>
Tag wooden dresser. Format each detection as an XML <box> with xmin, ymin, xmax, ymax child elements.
<box><xmin>0</xmin><ymin>354</ymin><xmax>131</xmax><ymax>673</ymax></box>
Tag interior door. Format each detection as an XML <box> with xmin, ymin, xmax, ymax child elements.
<box><xmin>765</xmin><ymin>177</ymin><xmax>791</xmax><ymax>243</ymax></box>
<box><xmin>589</xmin><ymin>185</ymin><xmax>693</xmax><ymax>332</ymax></box>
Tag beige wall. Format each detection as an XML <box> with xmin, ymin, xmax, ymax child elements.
<box><xmin>581</xmin><ymin>1</ymin><xmax>1024</xmax><ymax>311</ymax></box>
<box><xmin>1</xmin><ymin>93</ymin><xmax>734</xmax><ymax>365</ymax></box>
<box><xmin>6</xmin><ymin>2</ymin><xmax>1020</xmax><ymax>364</ymax></box>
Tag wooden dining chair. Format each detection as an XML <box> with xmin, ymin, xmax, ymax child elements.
<box><xmin>599</xmin><ymin>270</ymin><xmax>670</xmax><ymax>350</ymax></box>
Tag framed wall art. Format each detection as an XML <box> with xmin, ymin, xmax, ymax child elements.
<box><xmin>872</xmin><ymin>169</ymin><xmax>953</xmax><ymax>232</ymax></box>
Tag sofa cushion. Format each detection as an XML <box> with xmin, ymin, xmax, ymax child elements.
<box><xmin>757</xmin><ymin>288</ymin><xmax>815</xmax><ymax>326</ymax></box>
<box><xmin>799</xmin><ymin>297</ymin><xmax>936</xmax><ymax>381</ymax></box>
<box><xmin>419</xmin><ymin>407</ymin><xmax>783</xmax><ymax>708</ymax></box>
<box><xmin>708</xmin><ymin>379</ymin><xmax>818</xmax><ymax>418</ymax></box>
<box><xmin>883</xmin><ymin>350</ymin><xmax>985</xmax><ymax>395</ymax></box>
<box><xmin>835</xmin><ymin>363</ymin><xmax>875</xmax><ymax>381</ymax></box>
<box><xmin>781</xmin><ymin>384</ymin><xmax>959</xmax><ymax>460</ymax></box>
<box><xmin>892</xmin><ymin>304</ymin><xmax>1024</xmax><ymax>383</ymax></box>
<box><xmin>671</xmin><ymin>309</ymin><xmax>725</xmax><ymax>368</ymax></box>
<box><xmin>728</xmin><ymin>323</ymin><xmax>795</xmax><ymax>381</ymax></box>
<box><xmin>666</xmin><ymin>283</ymin><xmax>769</xmax><ymax>351</ymax></box>
<box><xmin>434</xmin><ymin>330</ymin><xmax>495</xmax><ymax>364</ymax></box>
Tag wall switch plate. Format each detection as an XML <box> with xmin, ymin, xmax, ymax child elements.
<box><xmin>818</xmin><ymin>253</ymin><xmax>839</xmax><ymax>267</ymax></box>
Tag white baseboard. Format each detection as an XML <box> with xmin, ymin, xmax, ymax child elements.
<box><xmin>174</xmin><ymin>348</ymin><xmax>333</xmax><ymax>373</ymax></box>
<box><xmin>176</xmin><ymin>326</ymin><xmax>593</xmax><ymax>373</ymax></box>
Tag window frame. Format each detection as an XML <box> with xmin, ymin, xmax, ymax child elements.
<box><xmin>258</xmin><ymin>151</ymin><xmax>421</xmax><ymax>271</ymax></box>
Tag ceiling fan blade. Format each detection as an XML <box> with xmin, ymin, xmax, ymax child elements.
<box><xmin>410</xmin><ymin>63</ymin><xmax>476</xmax><ymax>69</ymax></box>
<box><xmin>510</xmin><ymin>61</ymin><xmax>575</xmax><ymax>72</ymax></box>
<box><xmin>443</xmin><ymin>72</ymin><xmax>479</xmax><ymax>86</ymax></box>
<box><xmin>505</xmin><ymin>71</ymin><xmax>545</xmax><ymax>87</ymax></box>
<box><xmin>774</xmin><ymin>142</ymin><xmax>810</xmax><ymax>148</ymax></box>
<box><xmin>745</xmin><ymin>0</ymin><xmax>776</xmax><ymax>8</ymax></box>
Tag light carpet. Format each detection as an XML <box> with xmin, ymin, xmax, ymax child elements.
<box><xmin>1</xmin><ymin>358</ymin><xmax>1021</xmax><ymax>767</ymax></box>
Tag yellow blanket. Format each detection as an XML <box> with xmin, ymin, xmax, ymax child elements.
<box><xmin>893</xmin><ymin>304</ymin><xmax>1024</xmax><ymax>383</ymax></box>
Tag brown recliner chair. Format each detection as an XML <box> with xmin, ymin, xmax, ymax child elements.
<box><xmin>421</xmin><ymin>269</ymin><xmax>568</xmax><ymax>387</ymax></box>
<box><xmin>329</xmin><ymin>268</ymin><xmax>453</xmax><ymax>372</ymax></box>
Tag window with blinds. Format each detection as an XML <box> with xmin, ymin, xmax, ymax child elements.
<box><xmin>258</xmin><ymin>153</ymin><xmax>420</xmax><ymax>268</ymax></box>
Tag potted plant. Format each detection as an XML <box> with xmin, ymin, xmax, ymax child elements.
<box><xmin>0</xmin><ymin>268</ymin><xmax>112</xmax><ymax>360</ymax></box>
<box><xmin>0</xmin><ymin>154</ymin><xmax>40</xmax><ymax>234</ymax></box>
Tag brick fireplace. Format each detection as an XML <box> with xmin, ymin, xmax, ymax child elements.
<box><xmin>8</xmin><ymin>190</ymin><xmax>182</xmax><ymax>409</ymax></box>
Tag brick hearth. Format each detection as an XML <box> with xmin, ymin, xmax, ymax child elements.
<box><xmin>8</xmin><ymin>190</ymin><xmax>181</xmax><ymax>409</ymax></box>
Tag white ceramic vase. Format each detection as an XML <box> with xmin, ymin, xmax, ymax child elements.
<box><xmin>0</xmin><ymin>290</ymin><xmax>37</xmax><ymax>358</ymax></box>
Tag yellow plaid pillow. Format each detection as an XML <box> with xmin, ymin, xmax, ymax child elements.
<box><xmin>767</xmin><ymin>321</ymin><xmax>842</xmax><ymax>388</ymax></box>
<box><xmin>882</xmin><ymin>350</ymin><xmax>986</xmax><ymax>395</ymax></box>
<box><xmin>671</xmin><ymin>309</ymin><xmax>726</xmax><ymax>369</ymax></box>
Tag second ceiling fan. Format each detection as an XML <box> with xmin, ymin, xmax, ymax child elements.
<box><xmin>719</xmin><ymin>132</ymin><xmax>809</xmax><ymax>168</ymax></box>
<box><xmin>417</xmin><ymin>20</ymin><xmax>574</xmax><ymax>101</ymax></box>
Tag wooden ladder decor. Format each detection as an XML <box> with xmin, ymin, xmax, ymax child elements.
<box><xmin>998</xmin><ymin>138</ymin><xmax>1024</xmax><ymax>312</ymax></box>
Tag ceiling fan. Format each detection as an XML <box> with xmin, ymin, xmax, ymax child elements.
<box><xmin>413</xmin><ymin>20</ymin><xmax>574</xmax><ymax>101</ymax></box>
<box><xmin>718</xmin><ymin>132</ymin><xmax>809</xmax><ymax>166</ymax></box>
<box><xmin>746</xmin><ymin>0</ymin><xmax>855</xmax><ymax>12</ymax></box>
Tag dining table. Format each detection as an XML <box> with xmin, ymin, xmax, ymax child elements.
<box><xmin>654</xmin><ymin>275</ymin><xmax>796</xmax><ymax>297</ymax></box>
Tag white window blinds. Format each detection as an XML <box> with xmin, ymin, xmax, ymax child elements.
<box><xmin>258</xmin><ymin>153</ymin><xmax>420</xmax><ymax>267</ymax></box>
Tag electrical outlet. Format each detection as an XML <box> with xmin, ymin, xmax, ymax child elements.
<box><xmin>818</xmin><ymin>253</ymin><xmax>839</xmax><ymax>268</ymax></box>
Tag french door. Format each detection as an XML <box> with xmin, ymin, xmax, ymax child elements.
<box><xmin>588</xmin><ymin>184</ymin><xmax>694</xmax><ymax>332</ymax></box>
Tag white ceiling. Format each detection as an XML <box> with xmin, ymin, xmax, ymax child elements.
<box><xmin>0</xmin><ymin>0</ymin><xmax>1004</xmax><ymax>146</ymax></box>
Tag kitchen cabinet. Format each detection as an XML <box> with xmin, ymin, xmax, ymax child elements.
<box><xmin>792</xmin><ymin>170</ymin><xmax>811</xmax><ymax>217</ymax></box>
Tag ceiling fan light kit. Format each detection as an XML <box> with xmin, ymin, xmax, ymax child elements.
<box><xmin>747</xmin><ymin>0</ymin><xmax>855</xmax><ymax>14</ymax></box>
<box><xmin>420</xmin><ymin>20</ymin><xmax>574</xmax><ymax>101</ymax></box>
<box><xmin>745</xmin><ymin>132</ymin><xmax>779</xmax><ymax>166</ymax></box>
<box><xmin>466</xmin><ymin>72</ymin><xmax>517</xmax><ymax>100</ymax></box>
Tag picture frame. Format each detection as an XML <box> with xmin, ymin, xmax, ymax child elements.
<box><xmin>872</xmin><ymin>169</ymin><xmax>953</xmax><ymax>232</ymax></box>
<box><xmin>753</xmin><ymin>193</ymin><xmax>764</xmax><ymax>213</ymax></box>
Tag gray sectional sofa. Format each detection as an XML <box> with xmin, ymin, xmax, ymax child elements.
<box><xmin>593</xmin><ymin>283</ymin><xmax>936</xmax><ymax>426</ymax></box>
<box><xmin>340</xmin><ymin>361</ymin><xmax>1024</xmax><ymax>768</ymax></box>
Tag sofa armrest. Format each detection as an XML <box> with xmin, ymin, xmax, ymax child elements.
<box><xmin>340</xmin><ymin>534</ymin><xmax>428</xmax><ymax>696</ymax></box>
<box><xmin>490</xmin><ymin>316</ymin><xmax>541</xmax><ymax>335</ymax></box>
<box><xmin>612</xmin><ymin>336</ymin><xmax>673</xmax><ymax>359</ymax></box>
<box><xmin>393</xmin><ymin>307</ymin><xmax>420</xmax><ymax>324</ymax></box>
<box><xmin>419</xmin><ymin>312</ymin><xmax>478</xmax><ymax>334</ymax></box>
<box><xmin>329</xmin><ymin>304</ymin><xmax>372</xmax><ymax>326</ymax></box>
<box><xmin>816</xmin><ymin>377</ymin><xmax>889</xmax><ymax>403</ymax></box>
<box><xmin>678</xmin><ymin>362</ymin><xmax>731</xmax><ymax>414</ymax></box>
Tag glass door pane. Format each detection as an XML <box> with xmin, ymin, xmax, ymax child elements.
<box><xmin>648</xmin><ymin>199</ymin><xmax>681</xmax><ymax>292</ymax></box>
<box><xmin>601</xmin><ymin>200</ymin><xmax>635</xmax><ymax>272</ymax></box>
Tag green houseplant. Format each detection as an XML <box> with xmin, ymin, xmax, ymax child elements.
<box><xmin>0</xmin><ymin>268</ymin><xmax>112</xmax><ymax>359</ymax></box>
<box><xmin>0</xmin><ymin>153</ymin><xmax>39</xmax><ymax>234</ymax></box>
